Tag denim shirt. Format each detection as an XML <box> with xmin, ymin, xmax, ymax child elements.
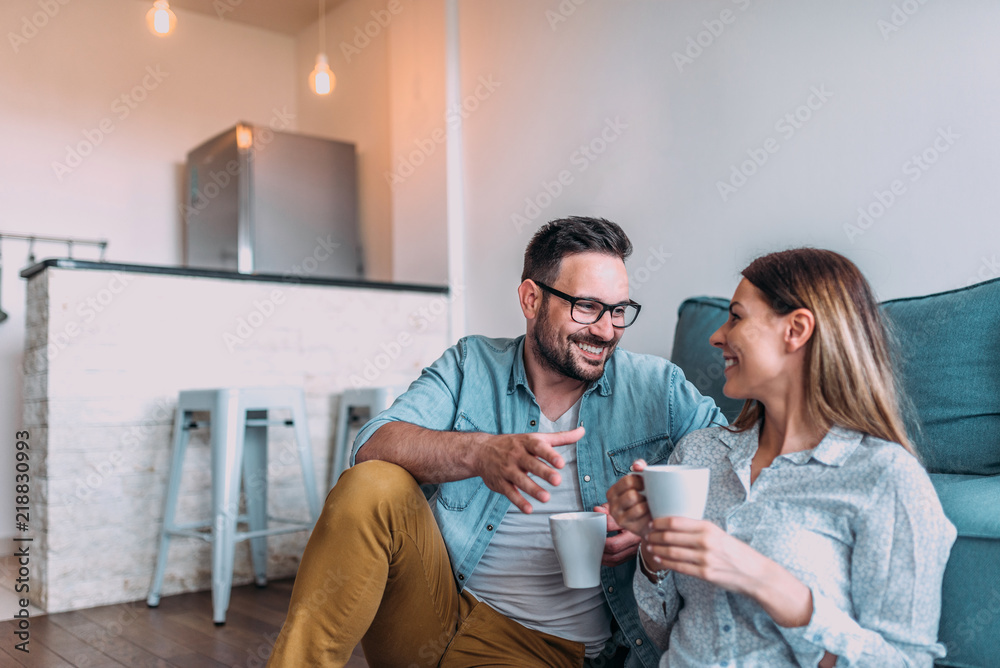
<box><xmin>353</xmin><ymin>335</ymin><xmax>725</xmax><ymax>668</ymax></box>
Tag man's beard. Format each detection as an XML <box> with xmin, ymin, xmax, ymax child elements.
<box><xmin>531</xmin><ymin>299</ymin><xmax>616</xmax><ymax>383</ymax></box>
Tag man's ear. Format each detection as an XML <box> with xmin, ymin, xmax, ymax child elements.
<box><xmin>784</xmin><ymin>308</ymin><xmax>815</xmax><ymax>353</ymax></box>
<box><xmin>518</xmin><ymin>279</ymin><xmax>542</xmax><ymax>320</ymax></box>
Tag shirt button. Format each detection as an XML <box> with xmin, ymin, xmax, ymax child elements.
<box><xmin>584</xmin><ymin>475</ymin><xmax>591</xmax><ymax>482</ymax></box>
<box><xmin>723</xmin><ymin>624</ymin><xmax>731</xmax><ymax>632</ymax></box>
<box><xmin>486</xmin><ymin>524</ymin><xmax>494</xmax><ymax>531</ymax></box>
<box><xmin>458</xmin><ymin>574</ymin><xmax>465</xmax><ymax>580</ymax></box>
<box><xmin>530</xmin><ymin>419</ymin><xmax>536</xmax><ymax>426</ymax></box>
<box><xmin>607</xmin><ymin>586</ymin><xmax>614</xmax><ymax>593</ymax></box>
<box><xmin>634</xmin><ymin>639</ymin><xmax>642</xmax><ymax>646</ymax></box>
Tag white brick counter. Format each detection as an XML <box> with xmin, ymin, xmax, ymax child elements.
<box><xmin>22</xmin><ymin>261</ymin><xmax>451</xmax><ymax>613</ymax></box>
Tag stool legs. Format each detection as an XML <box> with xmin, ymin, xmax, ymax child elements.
<box><xmin>149</xmin><ymin>387</ymin><xmax>317</xmax><ymax>625</ymax></box>
<box><xmin>211</xmin><ymin>390</ymin><xmax>245</xmax><ymax>625</ymax></box>
<box><xmin>147</xmin><ymin>406</ymin><xmax>191</xmax><ymax>607</ymax></box>
<box><xmin>292</xmin><ymin>393</ymin><xmax>320</xmax><ymax>523</ymax></box>
<box><xmin>243</xmin><ymin>409</ymin><xmax>269</xmax><ymax>587</ymax></box>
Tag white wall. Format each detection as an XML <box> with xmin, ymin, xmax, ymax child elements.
<box><xmin>295</xmin><ymin>0</ymin><xmax>394</xmax><ymax>281</ymax></box>
<box><xmin>295</xmin><ymin>0</ymin><xmax>449</xmax><ymax>285</ymax></box>
<box><xmin>0</xmin><ymin>0</ymin><xmax>297</xmax><ymax>547</ymax></box>
<box><xmin>457</xmin><ymin>0</ymin><xmax>1000</xmax><ymax>355</ymax></box>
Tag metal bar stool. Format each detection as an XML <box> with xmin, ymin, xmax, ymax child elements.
<box><xmin>330</xmin><ymin>386</ymin><xmax>406</xmax><ymax>487</ymax></box>
<box><xmin>147</xmin><ymin>387</ymin><xmax>321</xmax><ymax>624</ymax></box>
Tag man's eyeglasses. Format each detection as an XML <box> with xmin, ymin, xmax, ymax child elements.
<box><xmin>534</xmin><ymin>281</ymin><xmax>641</xmax><ymax>328</ymax></box>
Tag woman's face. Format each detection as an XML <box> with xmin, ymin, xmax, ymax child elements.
<box><xmin>709</xmin><ymin>278</ymin><xmax>796</xmax><ymax>402</ymax></box>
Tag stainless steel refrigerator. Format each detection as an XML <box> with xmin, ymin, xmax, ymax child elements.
<box><xmin>184</xmin><ymin>123</ymin><xmax>362</xmax><ymax>279</ymax></box>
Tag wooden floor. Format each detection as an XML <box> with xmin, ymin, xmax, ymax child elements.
<box><xmin>0</xmin><ymin>579</ymin><xmax>368</xmax><ymax>667</ymax></box>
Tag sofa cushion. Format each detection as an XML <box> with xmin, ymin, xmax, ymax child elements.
<box><xmin>930</xmin><ymin>473</ymin><xmax>1000</xmax><ymax>540</ymax></box>
<box><xmin>881</xmin><ymin>277</ymin><xmax>1000</xmax><ymax>476</ymax></box>
<box><xmin>671</xmin><ymin>297</ymin><xmax>745</xmax><ymax>423</ymax></box>
<box><xmin>672</xmin><ymin>278</ymin><xmax>1000</xmax><ymax>475</ymax></box>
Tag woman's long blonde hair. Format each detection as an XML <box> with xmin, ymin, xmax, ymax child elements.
<box><xmin>729</xmin><ymin>248</ymin><xmax>917</xmax><ymax>456</ymax></box>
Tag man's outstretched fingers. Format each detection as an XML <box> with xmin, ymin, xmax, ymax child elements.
<box><xmin>513</xmin><ymin>470</ymin><xmax>551</xmax><ymax>505</ymax></box>
<box><xmin>520</xmin><ymin>449</ymin><xmax>562</xmax><ymax>487</ymax></box>
<box><xmin>502</xmin><ymin>481</ymin><xmax>535</xmax><ymax>514</ymax></box>
<box><xmin>547</xmin><ymin>425</ymin><xmax>585</xmax><ymax>448</ymax></box>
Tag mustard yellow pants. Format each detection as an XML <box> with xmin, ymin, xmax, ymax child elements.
<box><xmin>268</xmin><ymin>460</ymin><xmax>585</xmax><ymax>668</ymax></box>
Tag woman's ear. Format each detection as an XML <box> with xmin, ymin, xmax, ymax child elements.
<box><xmin>784</xmin><ymin>308</ymin><xmax>815</xmax><ymax>353</ymax></box>
<box><xmin>518</xmin><ymin>279</ymin><xmax>542</xmax><ymax>320</ymax></box>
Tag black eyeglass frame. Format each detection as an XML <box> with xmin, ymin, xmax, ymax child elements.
<box><xmin>533</xmin><ymin>281</ymin><xmax>642</xmax><ymax>328</ymax></box>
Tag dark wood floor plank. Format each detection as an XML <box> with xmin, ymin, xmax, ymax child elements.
<box><xmin>171</xmin><ymin>610</ymin><xmax>280</xmax><ymax>659</ymax></box>
<box><xmin>46</xmin><ymin>613</ymin><xmax>175</xmax><ymax>668</ymax></box>
<box><xmin>77</xmin><ymin>604</ymin><xmax>195</xmax><ymax>662</ymax></box>
<box><xmin>5</xmin><ymin>578</ymin><xmax>369</xmax><ymax>668</ymax></box>
<box><xmin>30</xmin><ymin>617</ymin><xmax>125</xmax><ymax>668</ymax></box>
<box><xmin>155</xmin><ymin>653</ymin><xmax>229</xmax><ymax>668</ymax></box>
<box><xmin>0</xmin><ymin>642</ymin><xmax>28</xmax><ymax>668</ymax></box>
<box><xmin>135</xmin><ymin>614</ymin><xmax>250</xmax><ymax>666</ymax></box>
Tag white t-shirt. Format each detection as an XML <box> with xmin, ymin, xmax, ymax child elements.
<box><xmin>464</xmin><ymin>398</ymin><xmax>613</xmax><ymax>658</ymax></box>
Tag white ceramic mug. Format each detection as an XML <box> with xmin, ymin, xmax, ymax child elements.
<box><xmin>630</xmin><ymin>465</ymin><xmax>710</xmax><ymax>520</ymax></box>
<box><xmin>549</xmin><ymin>511</ymin><xmax>607</xmax><ymax>589</ymax></box>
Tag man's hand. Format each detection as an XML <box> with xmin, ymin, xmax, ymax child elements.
<box><xmin>594</xmin><ymin>504</ymin><xmax>641</xmax><ymax>567</ymax></box>
<box><xmin>472</xmin><ymin>426</ymin><xmax>585</xmax><ymax>513</ymax></box>
<box><xmin>606</xmin><ymin>458</ymin><xmax>653</xmax><ymax>537</ymax></box>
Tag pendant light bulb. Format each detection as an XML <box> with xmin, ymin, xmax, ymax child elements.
<box><xmin>310</xmin><ymin>53</ymin><xmax>335</xmax><ymax>95</ymax></box>
<box><xmin>146</xmin><ymin>0</ymin><xmax>176</xmax><ymax>37</ymax></box>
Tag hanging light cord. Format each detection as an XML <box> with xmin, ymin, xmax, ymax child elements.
<box><xmin>319</xmin><ymin>0</ymin><xmax>326</xmax><ymax>54</ymax></box>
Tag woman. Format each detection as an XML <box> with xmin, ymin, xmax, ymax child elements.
<box><xmin>607</xmin><ymin>248</ymin><xmax>955</xmax><ymax>667</ymax></box>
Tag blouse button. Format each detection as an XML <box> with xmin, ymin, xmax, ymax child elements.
<box><xmin>583</xmin><ymin>475</ymin><xmax>592</xmax><ymax>482</ymax></box>
<box><xmin>530</xmin><ymin>419</ymin><xmax>536</xmax><ymax>426</ymax></box>
<box><xmin>458</xmin><ymin>573</ymin><xmax>465</xmax><ymax>580</ymax></box>
<box><xmin>634</xmin><ymin>638</ymin><xmax>643</xmax><ymax>646</ymax></box>
<box><xmin>486</xmin><ymin>524</ymin><xmax>494</xmax><ymax>531</ymax></box>
<box><xmin>607</xmin><ymin>585</ymin><xmax>614</xmax><ymax>593</ymax></box>
<box><xmin>723</xmin><ymin>624</ymin><xmax>731</xmax><ymax>632</ymax></box>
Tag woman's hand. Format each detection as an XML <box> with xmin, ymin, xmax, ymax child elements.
<box><xmin>644</xmin><ymin>516</ymin><xmax>814</xmax><ymax>628</ymax></box>
<box><xmin>606</xmin><ymin>459</ymin><xmax>653</xmax><ymax>537</ymax></box>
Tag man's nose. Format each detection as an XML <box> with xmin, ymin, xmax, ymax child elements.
<box><xmin>590</xmin><ymin>310</ymin><xmax>616</xmax><ymax>339</ymax></box>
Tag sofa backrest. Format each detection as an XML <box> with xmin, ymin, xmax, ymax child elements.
<box><xmin>670</xmin><ymin>277</ymin><xmax>1000</xmax><ymax>476</ymax></box>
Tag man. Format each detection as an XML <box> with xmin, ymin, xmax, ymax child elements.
<box><xmin>269</xmin><ymin>217</ymin><xmax>724</xmax><ymax>668</ymax></box>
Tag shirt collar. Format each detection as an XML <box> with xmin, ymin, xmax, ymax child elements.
<box><xmin>507</xmin><ymin>335</ymin><xmax>612</xmax><ymax>397</ymax></box>
<box><xmin>717</xmin><ymin>419</ymin><xmax>864</xmax><ymax>468</ymax></box>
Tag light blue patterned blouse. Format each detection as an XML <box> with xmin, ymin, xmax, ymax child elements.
<box><xmin>634</xmin><ymin>422</ymin><xmax>956</xmax><ymax>667</ymax></box>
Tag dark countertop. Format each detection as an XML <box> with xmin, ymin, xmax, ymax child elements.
<box><xmin>20</xmin><ymin>258</ymin><xmax>449</xmax><ymax>294</ymax></box>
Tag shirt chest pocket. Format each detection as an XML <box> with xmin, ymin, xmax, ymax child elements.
<box><xmin>606</xmin><ymin>434</ymin><xmax>674</xmax><ymax>475</ymax></box>
<box><xmin>436</xmin><ymin>412</ymin><xmax>491</xmax><ymax>511</ymax></box>
<box><xmin>749</xmin><ymin>502</ymin><xmax>853</xmax><ymax>577</ymax></box>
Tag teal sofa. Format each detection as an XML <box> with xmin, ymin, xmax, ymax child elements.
<box><xmin>669</xmin><ymin>276</ymin><xmax>1000</xmax><ymax>667</ymax></box>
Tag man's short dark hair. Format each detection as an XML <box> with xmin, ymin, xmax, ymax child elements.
<box><xmin>521</xmin><ymin>216</ymin><xmax>633</xmax><ymax>285</ymax></box>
